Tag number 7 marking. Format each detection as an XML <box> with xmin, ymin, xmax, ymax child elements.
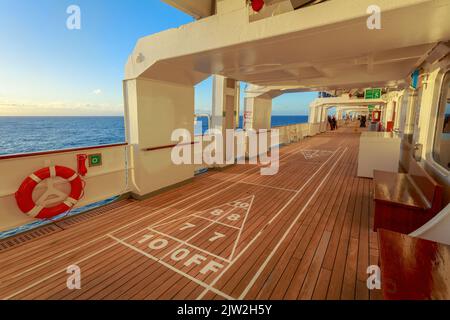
<box><xmin>180</xmin><ymin>222</ymin><xmax>196</xmax><ymax>231</ymax></box>
<box><xmin>209</xmin><ymin>232</ymin><xmax>225</xmax><ymax>242</ymax></box>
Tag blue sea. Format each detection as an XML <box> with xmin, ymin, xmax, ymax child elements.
<box><xmin>195</xmin><ymin>115</ymin><xmax>308</xmax><ymax>135</ymax></box>
<box><xmin>0</xmin><ymin>115</ymin><xmax>307</xmax><ymax>238</ymax></box>
<box><xmin>1</xmin><ymin>115</ymin><xmax>308</xmax><ymax>155</ymax></box>
<box><xmin>0</xmin><ymin>116</ymin><xmax>126</xmax><ymax>156</ymax></box>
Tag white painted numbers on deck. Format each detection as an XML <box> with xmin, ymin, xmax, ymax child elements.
<box><xmin>137</xmin><ymin>233</ymin><xmax>225</xmax><ymax>275</ymax></box>
<box><xmin>209</xmin><ymin>232</ymin><xmax>225</xmax><ymax>242</ymax></box>
<box><xmin>110</xmin><ymin>196</ymin><xmax>254</xmax><ymax>285</ymax></box>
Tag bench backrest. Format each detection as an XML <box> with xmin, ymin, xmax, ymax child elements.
<box><xmin>408</xmin><ymin>160</ymin><xmax>443</xmax><ymax>212</ymax></box>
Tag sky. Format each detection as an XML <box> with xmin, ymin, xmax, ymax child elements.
<box><xmin>0</xmin><ymin>0</ymin><xmax>315</xmax><ymax>116</ymax></box>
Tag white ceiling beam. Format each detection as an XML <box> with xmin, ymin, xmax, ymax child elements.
<box><xmin>161</xmin><ymin>0</ymin><xmax>214</xmax><ymax>19</ymax></box>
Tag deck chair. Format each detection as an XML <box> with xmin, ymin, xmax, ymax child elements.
<box><xmin>409</xmin><ymin>203</ymin><xmax>450</xmax><ymax>245</ymax></box>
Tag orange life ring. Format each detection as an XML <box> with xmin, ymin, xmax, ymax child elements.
<box><xmin>15</xmin><ymin>166</ymin><xmax>84</xmax><ymax>219</ymax></box>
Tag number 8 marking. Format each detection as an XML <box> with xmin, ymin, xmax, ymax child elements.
<box><xmin>210</xmin><ymin>209</ymin><xmax>223</xmax><ymax>216</ymax></box>
<box><xmin>227</xmin><ymin>214</ymin><xmax>241</xmax><ymax>221</ymax></box>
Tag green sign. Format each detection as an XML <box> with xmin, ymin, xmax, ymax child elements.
<box><xmin>89</xmin><ymin>153</ymin><xmax>102</xmax><ymax>167</ymax></box>
<box><xmin>368</xmin><ymin>105</ymin><xmax>375</xmax><ymax>112</ymax></box>
<box><xmin>365</xmin><ymin>88</ymin><xmax>382</xmax><ymax>99</ymax></box>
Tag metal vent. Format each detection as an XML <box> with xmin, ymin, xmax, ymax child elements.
<box><xmin>55</xmin><ymin>199</ymin><xmax>134</xmax><ymax>229</ymax></box>
<box><xmin>0</xmin><ymin>225</ymin><xmax>62</xmax><ymax>252</ymax></box>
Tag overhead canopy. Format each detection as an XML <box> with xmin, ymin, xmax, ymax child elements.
<box><xmin>160</xmin><ymin>0</ymin><xmax>324</xmax><ymax>18</ymax></box>
<box><xmin>130</xmin><ymin>0</ymin><xmax>450</xmax><ymax>93</ymax></box>
<box><xmin>161</xmin><ymin>0</ymin><xmax>214</xmax><ymax>19</ymax></box>
<box><xmin>310</xmin><ymin>96</ymin><xmax>386</xmax><ymax>108</ymax></box>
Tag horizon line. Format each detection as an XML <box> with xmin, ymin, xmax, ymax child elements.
<box><xmin>0</xmin><ymin>114</ymin><xmax>309</xmax><ymax>117</ymax></box>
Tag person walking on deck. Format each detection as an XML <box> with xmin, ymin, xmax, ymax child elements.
<box><xmin>332</xmin><ymin>116</ymin><xmax>338</xmax><ymax>130</ymax></box>
<box><xmin>328</xmin><ymin>115</ymin><xmax>333</xmax><ymax>131</ymax></box>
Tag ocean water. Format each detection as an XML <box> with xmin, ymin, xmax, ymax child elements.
<box><xmin>0</xmin><ymin>116</ymin><xmax>308</xmax><ymax>155</ymax></box>
<box><xmin>271</xmin><ymin>115</ymin><xmax>308</xmax><ymax>127</ymax></box>
<box><xmin>0</xmin><ymin>116</ymin><xmax>126</xmax><ymax>156</ymax></box>
<box><xmin>195</xmin><ymin>115</ymin><xmax>308</xmax><ymax>135</ymax></box>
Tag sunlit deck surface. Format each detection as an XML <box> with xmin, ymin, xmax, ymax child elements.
<box><xmin>0</xmin><ymin>123</ymin><xmax>382</xmax><ymax>300</ymax></box>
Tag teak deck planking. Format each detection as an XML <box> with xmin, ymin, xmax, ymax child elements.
<box><xmin>0</xmin><ymin>123</ymin><xmax>382</xmax><ymax>300</ymax></box>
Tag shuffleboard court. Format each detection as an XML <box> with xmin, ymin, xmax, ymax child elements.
<box><xmin>0</xmin><ymin>126</ymin><xmax>380</xmax><ymax>300</ymax></box>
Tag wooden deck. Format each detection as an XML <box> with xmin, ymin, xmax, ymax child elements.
<box><xmin>0</xmin><ymin>124</ymin><xmax>382</xmax><ymax>300</ymax></box>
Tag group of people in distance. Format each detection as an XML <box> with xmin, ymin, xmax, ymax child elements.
<box><xmin>327</xmin><ymin>115</ymin><xmax>338</xmax><ymax>131</ymax></box>
<box><xmin>359</xmin><ymin>115</ymin><xmax>367</xmax><ymax>128</ymax></box>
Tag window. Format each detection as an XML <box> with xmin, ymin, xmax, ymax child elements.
<box><xmin>433</xmin><ymin>71</ymin><xmax>450</xmax><ymax>171</ymax></box>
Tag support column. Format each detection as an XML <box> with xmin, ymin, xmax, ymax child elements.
<box><xmin>404</xmin><ymin>89</ymin><xmax>418</xmax><ymax>143</ymax></box>
<box><xmin>242</xmin><ymin>91</ymin><xmax>273</xmax><ymax>158</ymax></box>
<box><xmin>212</xmin><ymin>75</ymin><xmax>240</xmax><ymax>132</ymax></box>
<box><xmin>336</xmin><ymin>108</ymin><xmax>340</xmax><ymax>120</ymax></box>
<box><xmin>384</xmin><ymin>100</ymin><xmax>395</xmax><ymax>130</ymax></box>
<box><xmin>124</xmin><ymin>78</ymin><xmax>195</xmax><ymax>197</ymax></box>
<box><xmin>211</xmin><ymin>75</ymin><xmax>240</xmax><ymax>166</ymax></box>
<box><xmin>308</xmin><ymin>103</ymin><xmax>322</xmax><ymax>136</ymax></box>
<box><xmin>308</xmin><ymin>105</ymin><xmax>316</xmax><ymax>125</ymax></box>
<box><xmin>320</xmin><ymin>107</ymin><xmax>328</xmax><ymax>132</ymax></box>
<box><xmin>243</xmin><ymin>95</ymin><xmax>272</xmax><ymax>130</ymax></box>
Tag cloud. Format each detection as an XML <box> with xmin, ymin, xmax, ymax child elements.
<box><xmin>92</xmin><ymin>89</ymin><xmax>102</xmax><ymax>95</ymax></box>
<box><xmin>0</xmin><ymin>97</ymin><xmax>124</xmax><ymax>116</ymax></box>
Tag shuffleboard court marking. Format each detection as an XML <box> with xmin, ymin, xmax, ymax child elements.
<box><xmin>191</xmin><ymin>215</ymin><xmax>241</xmax><ymax>230</ymax></box>
<box><xmin>151</xmin><ymin>202</ymin><xmax>235</xmax><ymax>229</ymax></box>
<box><xmin>2</xmin><ymin>142</ymin><xmax>339</xmax><ymax>300</ymax></box>
<box><xmin>237</xmin><ymin>181</ymin><xmax>297</xmax><ymax>193</ymax></box>
<box><xmin>105</xmin><ymin>196</ymin><xmax>255</xmax><ymax>299</ymax></box>
<box><xmin>148</xmin><ymin>205</ymin><xmax>235</xmax><ymax>230</ymax></box>
<box><xmin>120</xmin><ymin>143</ymin><xmax>318</xmax><ymax>235</ymax></box>
<box><xmin>237</xmin><ymin>148</ymin><xmax>334</xmax><ymax>187</ymax></box>
<box><xmin>266</xmin><ymin>147</ymin><xmax>342</xmax><ymax>225</ymax></box>
<box><xmin>108</xmin><ymin>141</ymin><xmax>321</xmax><ymax>234</ymax></box>
<box><xmin>102</xmin><ymin>141</ymin><xmax>319</xmax><ymax>243</ymax></box>
<box><xmin>108</xmin><ymin>235</ymin><xmax>235</xmax><ymax>300</ymax></box>
<box><xmin>301</xmin><ymin>149</ymin><xmax>334</xmax><ymax>160</ymax></box>
<box><xmin>238</xmin><ymin>147</ymin><xmax>348</xmax><ymax>299</ymax></box>
<box><xmin>229</xmin><ymin>196</ymin><xmax>255</xmax><ymax>261</ymax></box>
<box><xmin>4</xmin><ymin>140</ymin><xmax>312</xmax><ymax>284</ymax></box>
<box><xmin>147</xmin><ymin>228</ymin><xmax>231</xmax><ymax>262</ymax></box>
<box><xmin>196</xmin><ymin>147</ymin><xmax>346</xmax><ymax>300</ymax></box>
<box><xmin>47</xmin><ymin>147</ymin><xmax>339</xmax><ymax>302</ymax></box>
<box><xmin>115</xmin><ymin>195</ymin><xmax>255</xmax><ymax>263</ymax></box>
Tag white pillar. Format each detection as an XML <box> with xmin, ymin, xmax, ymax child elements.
<box><xmin>337</xmin><ymin>108</ymin><xmax>343</xmax><ymax>120</ymax></box>
<box><xmin>308</xmin><ymin>104</ymin><xmax>317</xmax><ymax>124</ymax></box>
<box><xmin>243</xmin><ymin>96</ymin><xmax>272</xmax><ymax>130</ymax></box>
<box><xmin>384</xmin><ymin>100</ymin><xmax>395</xmax><ymax>129</ymax></box>
<box><xmin>320</xmin><ymin>107</ymin><xmax>328</xmax><ymax>132</ymax></box>
<box><xmin>404</xmin><ymin>89</ymin><xmax>418</xmax><ymax>140</ymax></box>
<box><xmin>212</xmin><ymin>75</ymin><xmax>239</xmax><ymax>132</ymax></box>
<box><xmin>124</xmin><ymin>78</ymin><xmax>195</xmax><ymax>197</ymax></box>
<box><xmin>211</xmin><ymin>75</ymin><xmax>240</xmax><ymax>166</ymax></box>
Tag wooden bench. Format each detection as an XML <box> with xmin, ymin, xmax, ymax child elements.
<box><xmin>373</xmin><ymin>160</ymin><xmax>443</xmax><ymax>234</ymax></box>
<box><xmin>378</xmin><ymin>229</ymin><xmax>450</xmax><ymax>300</ymax></box>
